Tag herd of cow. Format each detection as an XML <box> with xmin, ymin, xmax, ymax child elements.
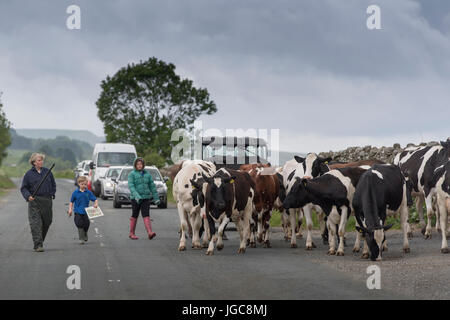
<box><xmin>171</xmin><ymin>139</ymin><xmax>450</xmax><ymax>261</ymax></box>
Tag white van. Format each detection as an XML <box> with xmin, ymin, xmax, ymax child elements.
<box><xmin>90</xmin><ymin>143</ymin><xmax>137</xmax><ymax>197</ymax></box>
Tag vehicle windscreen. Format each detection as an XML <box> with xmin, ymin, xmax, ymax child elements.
<box><xmin>83</xmin><ymin>164</ymin><xmax>90</xmax><ymax>171</ymax></box>
<box><xmin>119</xmin><ymin>168</ymin><xmax>162</xmax><ymax>182</ymax></box>
<box><xmin>107</xmin><ymin>168</ymin><xmax>121</xmax><ymax>178</ymax></box>
<box><xmin>97</xmin><ymin>153</ymin><xmax>135</xmax><ymax>167</ymax></box>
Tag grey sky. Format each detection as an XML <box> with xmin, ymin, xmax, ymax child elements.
<box><xmin>0</xmin><ymin>0</ymin><xmax>448</xmax><ymax>153</ymax></box>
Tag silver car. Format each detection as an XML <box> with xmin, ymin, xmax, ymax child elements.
<box><xmin>74</xmin><ymin>160</ymin><xmax>91</xmax><ymax>185</ymax></box>
<box><xmin>112</xmin><ymin>166</ymin><xmax>168</xmax><ymax>209</ymax></box>
<box><xmin>100</xmin><ymin>166</ymin><xmax>123</xmax><ymax>200</ymax></box>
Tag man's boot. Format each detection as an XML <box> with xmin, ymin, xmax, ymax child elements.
<box><xmin>143</xmin><ymin>217</ymin><xmax>156</xmax><ymax>239</ymax></box>
<box><xmin>129</xmin><ymin>217</ymin><xmax>139</xmax><ymax>240</ymax></box>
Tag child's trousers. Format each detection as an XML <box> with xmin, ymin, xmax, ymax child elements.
<box><xmin>74</xmin><ymin>213</ymin><xmax>90</xmax><ymax>232</ymax></box>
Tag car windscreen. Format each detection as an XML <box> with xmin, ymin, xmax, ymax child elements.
<box><xmin>83</xmin><ymin>164</ymin><xmax>90</xmax><ymax>171</ymax></box>
<box><xmin>97</xmin><ymin>152</ymin><xmax>135</xmax><ymax>167</ymax></box>
<box><xmin>107</xmin><ymin>168</ymin><xmax>121</xmax><ymax>178</ymax></box>
<box><xmin>119</xmin><ymin>168</ymin><xmax>162</xmax><ymax>181</ymax></box>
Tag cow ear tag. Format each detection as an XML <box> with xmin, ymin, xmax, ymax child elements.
<box><xmin>325</xmin><ymin>161</ymin><xmax>328</xmax><ymax>164</ymax></box>
<box><xmin>192</xmin><ymin>185</ymin><xmax>196</xmax><ymax>189</ymax></box>
<box><xmin>230</xmin><ymin>179</ymin><xmax>235</xmax><ymax>184</ymax></box>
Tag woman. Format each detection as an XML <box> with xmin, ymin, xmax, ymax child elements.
<box><xmin>128</xmin><ymin>157</ymin><xmax>160</xmax><ymax>240</ymax></box>
<box><xmin>20</xmin><ymin>153</ymin><xmax>56</xmax><ymax>252</ymax></box>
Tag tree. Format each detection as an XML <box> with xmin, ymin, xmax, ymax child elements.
<box><xmin>142</xmin><ymin>147</ymin><xmax>167</xmax><ymax>169</ymax></box>
<box><xmin>96</xmin><ymin>57</ymin><xmax>217</xmax><ymax>162</ymax></box>
<box><xmin>0</xmin><ymin>93</ymin><xmax>11</xmax><ymax>166</ymax></box>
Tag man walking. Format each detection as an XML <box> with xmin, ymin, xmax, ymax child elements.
<box><xmin>20</xmin><ymin>153</ymin><xmax>56</xmax><ymax>252</ymax></box>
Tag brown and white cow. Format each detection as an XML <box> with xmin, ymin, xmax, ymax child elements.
<box><xmin>240</xmin><ymin>163</ymin><xmax>280</xmax><ymax>248</ymax></box>
<box><xmin>201</xmin><ymin>168</ymin><xmax>255</xmax><ymax>255</ymax></box>
<box><xmin>173</xmin><ymin>161</ymin><xmax>216</xmax><ymax>251</ymax></box>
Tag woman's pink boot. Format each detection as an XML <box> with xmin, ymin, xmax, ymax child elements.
<box><xmin>129</xmin><ymin>217</ymin><xmax>139</xmax><ymax>240</ymax></box>
<box><xmin>143</xmin><ymin>217</ymin><xmax>156</xmax><ymax>239</ymax></box>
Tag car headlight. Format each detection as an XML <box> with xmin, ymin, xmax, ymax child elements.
<box><xmin>157</xmin><ymin>184</ymin><xmax>167</xmax><ymax>192</ymax></box>
<box><xmin>105</xmin><ymin>182</ymin><xmax>113</xmax><ymax>188</ymax></box>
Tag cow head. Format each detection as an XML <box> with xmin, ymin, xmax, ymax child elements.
<box><xmin>440</xmin><ymin>139</ymin><xmax>450</xmax><ymax>150</ymax></box>
<box><xmin>202</xmin><ymin>172</ymin><xmax>235</xmax><ymax>217</ymax></box>
<box><xmin>190</xmin><ymin>178</ymin><xmax>205</xmax><ymax>208</ymax></box>
<box><xmin>356</xmin><ymin>223</ymin><xmax>393</xmax><ymax>261</ymax></box>
<box><xmin>304</xmin><ymin>153</ymin><xmax>331</xmax><ymax>178</ymax></box>
<box><xmin>282</xmin><ymin>177</ymin><xmax>310</xmax><ymax>209</ymax></box>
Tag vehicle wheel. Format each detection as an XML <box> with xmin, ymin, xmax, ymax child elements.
<box><xmin>158</xmin><ymin>200</ymin><xmax>167</xmax><ymax>209</ymax></box>
<box><xmin>113</xmin><ymin>196</ymin><xmax>121</xmax><ymax>208</ymax></box>
<box><xmin>93</xmin><ymin>182</ymin><xmax>101</xmax><ymax>197</ymax></box>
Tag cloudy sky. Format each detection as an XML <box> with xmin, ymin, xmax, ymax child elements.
<box><xmin>0</xmin><ymin>0</ymin><xmax>449</xmax><ymax>153</ymax></box>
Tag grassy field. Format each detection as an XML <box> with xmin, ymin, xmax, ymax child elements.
<box><xmin>1</xmin><ymin>149</ymin><xmax>76</xmax><ymax>179</ymax></box>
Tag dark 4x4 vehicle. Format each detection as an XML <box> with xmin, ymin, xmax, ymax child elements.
<box><xmin>201</xmin><ymin>136</ymin><xmax>269</xmax><ymax>169</ymax></box>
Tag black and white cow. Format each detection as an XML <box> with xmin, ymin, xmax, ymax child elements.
<box><xmin>395</xmin><ymin>139</ymin><xmax>450</xmax><ymax>238</ymax></box>
<box><xmin>281</xmin><ymin>153</ymin><xmax>331</xmax><ymax>249</ymax></box>
<box><xmin>200</xmin><ymin>168</ymin><xmax>255</xmax><ymax>255</ymax></box>
<box><xmin>173</xmin><ymin>160</ymin><xmax>216</xmax><ymax>251</ymax></box>
<box><xmin>353</xmin><ymin>164</ymin><xmax>413</xmax><ymax>261</ymax></box>
<box><xmin>283</xmin><ymin>166</ymin><xmax>367</xmax><ymax>256</ymax></box>
<box><xmin>430</xmin><ymin>161</ymin><xmax>450</xmax><ymax>253</ymax></box>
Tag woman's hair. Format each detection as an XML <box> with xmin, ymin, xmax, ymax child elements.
<box><xmin>29</xmin><ymin>153</ymin><xmax>45</xmax><ymax>166</ymax></box>
<box><xmin>77</xmin><ymin>176</ymin><xmax>88</xmax><ymax>184</ymax></box>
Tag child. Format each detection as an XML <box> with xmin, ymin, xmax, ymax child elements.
<box><xmin>68</xmin><ymin>176</ymin><xmax>98</xmax><ymax>244</ymax></box>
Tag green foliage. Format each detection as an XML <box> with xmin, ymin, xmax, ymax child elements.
<box><xmin>143</xmin><ymin>148</ymin><xmax>167</xmax><ymax>168</ymax></box>
<box><xmin>0</xmin><ymin>94</ymin><xmax>11</xmax><ymax>166</ymax></box>
<box><xmin>9</xmin><ymin>130</ymin><xmax>93</xmax><ymax>162</ymax></box>
<box><xmin>1</xmin><ymin>149</ymin><xmax>76</xmax><ymax>178</ymax></box>
<box><xmin>166</xmin><ymin>179</ymin><xmax>174</xmax><ymax>204</ymax></box>
<box><xmin>96</xmin><ymin>57</ymin><xmax>217</xmax><ymax>162</ymax></box>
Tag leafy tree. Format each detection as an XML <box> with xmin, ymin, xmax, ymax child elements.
<box><xmin>0</xmin><ymin>93</ymin><xmax>11</xmax><ymax>166</ymax></box>
<box><xmin>143</xmin><ymin>148</ymin><xmax>166</xmax><ymax>169</ymax></box>
<box><xmin>96</xmin><ymin>57</ymin><xmax>217</xmax><ymax>162</ymax></box>
<box><xmin>38</xmin><ymin>144</ymin><xmax>54</xmax><ymax>157</ymax></box>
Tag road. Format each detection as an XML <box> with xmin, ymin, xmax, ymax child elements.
<box><xmin>0</xmin><ymin>178</ymin><xmax>449</xmax><ymax>299</ymax></box>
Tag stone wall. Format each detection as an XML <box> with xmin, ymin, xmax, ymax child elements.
<box><xmin>318</xmin><ymin>141</ymin><xmax>441</xmax><ymax>164</ymax></box>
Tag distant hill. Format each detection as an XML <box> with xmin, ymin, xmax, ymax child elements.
<box><xmin>15</xmin><ymin>129</ymin><xmax>104</xmax><ymax>146</ymax></box>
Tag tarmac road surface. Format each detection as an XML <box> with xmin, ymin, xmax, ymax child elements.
<box><xmin>0</xmin><ymin>178</ymin><xmax>449</xmax><ymax>299</ymax></box>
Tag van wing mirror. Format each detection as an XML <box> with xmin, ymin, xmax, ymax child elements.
<box><xmin>89</xmin><ymin>162</ymin><xmax>95</xmax><ymax>170</ymax></box>
<box><xmin>163</xmin><ymin>176</ymin><xmax>169</xmax><ymax>182</ymax></box>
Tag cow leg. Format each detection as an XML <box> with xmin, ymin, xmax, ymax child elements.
<box><xmin>327</xmin><ymin>219</ymin><xmax>336</xmax><ymax>255</ymax></box>
<box><xmin>257</xmin><ymin>212</ymin><xmax>264</xmax><ymax>243</ymax></box>
<box><xmin>438</xmin><ymin>196</ymin><xmax>449</xmax><ymax>253</ymax></box>
<box><xmin>202</xmin><ymin>216</ymin><xmax>209</xmax><ymax>248</ymax></box>
<box><xmin>336</xmin><ymin>207</ymin><xmax>348</xmax><ymax>256</ymax></box>
<box><xmin>216</xmin><ymin>216</ymin><xmax>230</xmax><ymax>251</ymax></box>
<box><xmin>400</xmin><ymin>203</ymin><xmax>411</xmax><ymax>253</ymax></box>
<box><xmin>304</xmin><ymin>205</ymin><xmax>315</xmax><ymax>250</ymax></box>
<box><xmin>177</xmin><ymin>203</ymin><xmax>188</xmax><ymax>251</ymax></box>
<box><xmin>361</xmin><ymin>238</ymin><xmax>370</xmax><ymax>259</ymax></box>
<box><xmin>435</xmin><ymin>197</ymin><xmax>441</xmax><ymax>234</ymax></box>
<box><xmin>238</xmin><ymin>209</ymin><xmax>251</xmax><ymax>254</ymax></box>
<box><xmin>289</xmin><ymin>209</ymin><xmax>297</xmax><ymax>248</ymax></box>
<box><xmin>249</xmin><ymin>216</ymin><xmax>257</xmax><ymax>247</ymax></box>
<box><xmin>206</xmin><ymin>216</ymin><xmax>216</xmax><ymax>255</ymax></box>
<box><xmin>353</xmin><ymin>221</ymin><xmax>362</xmax><ymax>253</ymax></box>
<box><xmin>416</xmin><ymin>195</ymin><xmax>426</xmax><ymax>232</ymax></box>
<box><xmin>296</xmin><ymin>209</ymin><xmax>303</xmax><ymax>239</ymax></box>
<box><xmin>424</xmin><ymin>194</ymin><xmax>434</xmax><ymax>239</ymax></box>
<box><xmin>317</xmin><ymin>210</ymin><xmax>327</xmax><ymax>244</ymax></box>
<box><xmin>263</xmin><ymin>210</ymin><xmax>272</xmax><ymax>248</ymax></box>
